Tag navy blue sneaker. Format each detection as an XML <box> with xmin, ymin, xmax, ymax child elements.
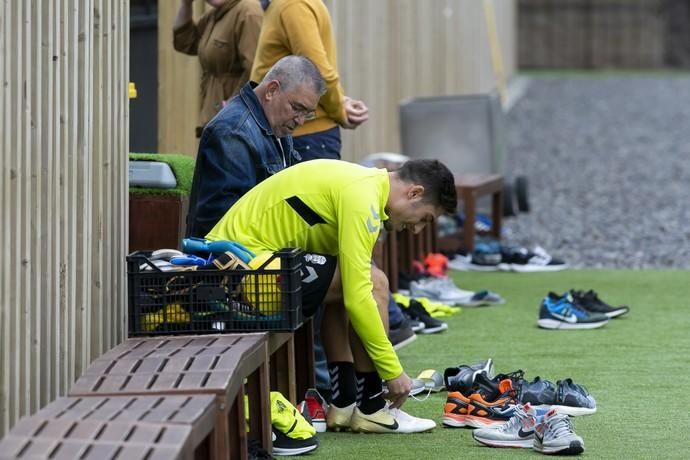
<box><xmin>537</xmin><ymin>293</ymin><xmax>609</xmax><ymax>330</ymax></box>
<box><xmin>553</xmin><ymin>378</ymin><xmax>597</xmax><ymax>416</ymax></box>
<box><xmin>571</xmin><ymin>289</ymin><xmax>629</xmax><ymax>319</ymax></box>
<box><xmin>518</xmin><ymin>376</ymin><xmax>557</xmax><ymax>407</ymax></box>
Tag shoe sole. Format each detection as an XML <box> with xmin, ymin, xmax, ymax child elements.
<box><xmin>418</xmin><ymin>323</ymin><xmax>448</xmax><ymax>334</ymax></box>
<box><xmin>464</xmin><ymin>415</ymin><xmax>510</xmax><ymax>429</ymax></box>
<box><xmin>547</xmin><ymin>404</ymin><xmax>596</xmax><ymax>417</ymax></box>
<box><xmin>537</xmin><ymin>318</ymin><xmax>609</xmax><ymax>330</ymax></box>
<box><xmin>272</xmin><ymin>443</ymin><xmax>319</xmax><ymax>456</ymax></box>
<box><xmin>533</xmin><ymin>440</ymin><xmax>585</xmax><ymax>455</ymax></box>
<box><xmin>472</xmin><ymin>432</ymin><xmax>533</xmax><ymax>448</ymax></box>
<box><xmin>503</xmin><ymin>263</ymin><xmax>569</xmax><ymax>273</ymax></box>
<box><xmin>441</xmin><ymin>415</ymin><xmax>466</xmax><ymax>428</ymax></box>
<box><xmin>351</xmin><ymin>418</ymin><xmax>436</xmax><ymax>434</ymax></box>
<box><xmin>605</xmin><ymin>307</ymin><xmax>629</xmax><ymax>318</ymax></box>
<box><xmin>392</xmin><ymin>332</ymin><xmax>417</xmax><ymax>350</ymax></box>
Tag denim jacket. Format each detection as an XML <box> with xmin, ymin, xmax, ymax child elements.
<box><xmin>186</xmin><ymin>81</ymin><xmax>298</xmax><ymax>237</ymax></box>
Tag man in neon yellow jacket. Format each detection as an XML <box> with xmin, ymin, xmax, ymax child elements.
<box><xmin>208</xmin><ymin>158</ymin><xmax>457</xmax><ymax>433</ymax></box>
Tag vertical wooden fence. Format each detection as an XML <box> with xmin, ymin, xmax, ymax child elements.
<box><xmin>0</xmin><ymin>0</ymin><xmax>129</xmax><ymax>437</ymax></box>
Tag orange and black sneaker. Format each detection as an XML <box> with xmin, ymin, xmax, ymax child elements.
<box><xmin>464</xmin><ymin>378</ymin><xmax>519</xmax><ymax>428</ymax></box>
<box><xmin>442</xmin><ymin>390</ymin><xmax>472</xmax><ymax>428</ymax></box>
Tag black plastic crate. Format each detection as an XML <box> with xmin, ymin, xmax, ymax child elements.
<box><xmin>127</xmin><ymin>248</ymin><xmax>303</xmax><ymax>336</ymax></box>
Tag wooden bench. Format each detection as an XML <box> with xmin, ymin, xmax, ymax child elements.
<box><xmin>68</xmin><ymin>334</ymin><xmax>270</xmax><ymax>460</ymax></box>
<box><xmin>0</xmin><ymin>418</ymin><xmax>193</xmax><ymax>459</ymax></box>
<box><xmin>1</xmin><ymin>395</ymin><xmax>218</xmax><ymax>459</ymax></box>
<box><xmin>455</xmin><ymin>174</ymin><xmax>504</xmax><ymax>253</ymax></box>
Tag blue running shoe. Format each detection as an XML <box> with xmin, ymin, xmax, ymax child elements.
<box><xmin>537</xmin><ymin>293</ymin><xmax>609</xmax><ymax>330</ymax></box>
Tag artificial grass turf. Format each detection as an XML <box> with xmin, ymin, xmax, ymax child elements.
<box><xmin>129</xmin><ymin>152</ymin><xmax>195</xmax><ymax>196</ymax></box>
<box><xmin>308</xmin><ymin>270</ymin><xmax>690</xmax><ymax>459</ymax></box>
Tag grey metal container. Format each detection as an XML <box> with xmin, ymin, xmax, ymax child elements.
<box><xmin>399</xmin><ymin>92</ymin><xmax>527</xmax><ymax>215</ymax></box>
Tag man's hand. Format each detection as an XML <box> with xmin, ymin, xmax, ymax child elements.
<box><xmin>340</xmin><ymin>96</ymin><xmax>369</xmax><ymax>129</ymax></box>
<box><xmin>384</xmin><ymin>371</ymin><xmax>412</xmax><ymax>409</ymax></box>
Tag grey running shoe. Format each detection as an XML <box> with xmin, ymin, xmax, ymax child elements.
<box><xmin>533</xmin><ymin>409</ymin><xmax>585</xmax><ymax>455</ymax></box>
<box><xmin>518</xmin><ymin>376</ymin><xmax>596</xmax><ymax>416</ymax></box>
<box><xmin>443</xmin><ymin>359</ymin><xmax>495</xmax><ymax>394</ymax></box>
<box><xmin>518</xmin><ymin>376</ymin><xmax>557</xmax><ymax>407</ymax></box>
<box><xmin>554</xmin><ymin>378</ymin><xmax>596</xmax><ymax>416</ymax></box>
<box><xmin>472</xmin><ymin>403</ymin><xmax>542</xmax><ymax>448</ymax></box>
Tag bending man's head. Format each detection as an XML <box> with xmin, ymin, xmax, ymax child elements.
<box><xmin>385</xmin><ymin>159</ymin><xmax>457</xmax><ymax>233</ymax></box>
<box><xmin>255</xmin><ymin>55</ymin><xmax>325</xmax><ymax>137</ymax></box>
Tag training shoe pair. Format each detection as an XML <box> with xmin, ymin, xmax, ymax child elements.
<box><xmin>538</xmin><ymin>292</ymin><xmax>609</xmax><ymax>330</ymax></box>
<box><xmin>517</xmin><ymin>375</ymin><xmax>597</xmax><ymax>416</ymax></box>
<box><xmin>473</xmin><ymin>405</ymin><xmax>585</xmax><ymax>455</ymax></box>
<box><xmin>499</xmin><ymin>245</ymin><xmax>568</xmax><ymax>272</ymax></box>
<box><xmin>443</xmin><ymin>377</ymin><xmax>518</xmax><ymax>428</ymax></box>
<box><xmin>444</xmin><ymin>359</ymin><xmax>495</xmax><ymax>395</ymax></box>
<box><xmin>401</xmin><ymin>298</ymin><xmax>448</xmax><ymax>334</ymax></box>
<box><xmin>571</xmin><ymin>289</ymin><xmax>630</xmax><ymax>318</ymax></box>
<box><xmin>326</xmin><ymin>402</ymin><xmax>436</xmax><ymax>433</ymax></box>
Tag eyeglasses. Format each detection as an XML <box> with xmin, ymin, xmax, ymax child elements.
<box><xmin>288</xmin><ymin>98</ymin><xmax>316</xmax><ymax>120</ymax></box>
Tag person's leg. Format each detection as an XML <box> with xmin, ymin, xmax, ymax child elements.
<box><xmin>347</xmin><ymin>266</ymin><xmax>390</xmax><ymax>414</ymax></box>
<box><xmin>320</xmin><ymin>267</ymin><xmax>358</xmax><ymax>412</ymax></box>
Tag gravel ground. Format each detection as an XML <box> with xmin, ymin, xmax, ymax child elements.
<box><xmin>503</xmin><ymin>75</ymin><xmax>690</xmax><ymax>269</ymax></box>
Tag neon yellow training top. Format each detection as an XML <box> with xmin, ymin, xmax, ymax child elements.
<box><xmin>207</xmin><ymin>159</ymin><xmax>402</xmax><ymax>380</ymax></box>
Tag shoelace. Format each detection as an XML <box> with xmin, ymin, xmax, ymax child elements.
<box><xmin>497</xmin><ymin>405</ymin><xmax>529</xmax><ymax>433</ymax></box>
<box><xmin>545</xmin><ymin>414</ymin><xmax>577</xmax><ymax>439</ymax></box>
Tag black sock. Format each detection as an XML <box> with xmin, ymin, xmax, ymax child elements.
<box><xmin>328</xmin><ymin>362</ymin><xmax>357</xmax><ymax>408</ymax></box>
<box><xmin>356</xmin><ymin>371</ymin><xmax>386</xmax><ymax>414</ymax></box>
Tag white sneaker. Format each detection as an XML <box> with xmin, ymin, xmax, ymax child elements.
<box><xmin>350</xmin><ymin>403</ymin><xmax>436</xmax><ymax>433</ymax></box>
<box><xmin>409</xmin><ymin>278</ymin><xmax>471</xmax><ymax>305</ymax></box>
<box><xmin>533</xmin><ymin>409</ymin><xmax>585</xmax><ymax>455</ymax></box>
<box><xmin>326</xmin><ymin>402</ymin><xmax>355</xmax><ymax>432</ymax></box>
<box><xmin>472</xmin><ymin>403</ymin><xmax>541</xmax><ymax>448</ymax></box>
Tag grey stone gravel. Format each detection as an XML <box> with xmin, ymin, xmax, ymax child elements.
<box><xmin>503</xmin><ymin>76</ymin><xmax>690</xmax><ymax>269</ymax></box>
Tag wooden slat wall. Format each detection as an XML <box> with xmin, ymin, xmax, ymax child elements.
<box><xmin>0</xmin><ymin>0</ymin><xmax>129</xmax><ymax>438</ymax></box>
<box><xmin>157</xmin><ymin>0</ymin><xmax>516</xmax><ymax>161</ymax></box>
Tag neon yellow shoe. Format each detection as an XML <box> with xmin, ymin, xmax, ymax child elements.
<box><xmin>270</xmin><ymin>391</ymin><xmax>316</xmax><ymax>440</ymax></box>
<box><xmin>326</xmin><ymin>402</ymin><xmax>355</xmax><ymax>432</ymax></box>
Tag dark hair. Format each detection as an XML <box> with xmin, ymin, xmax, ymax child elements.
<box><xmin>397</xmin><ymin>159</ymin><xmax>457</xmax><ymax>214</ymax></box>
<box><xmin>263</xmin><ymin>55</ymin><xmax>326</xmax><ymax>96</ymax></box>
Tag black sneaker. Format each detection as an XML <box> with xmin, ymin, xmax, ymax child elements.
<box><xmin>444</xmin><ymin>359</ymin><xmax>495</xmax><ymax>395</ymax></box>
<box><xmin>388</xmin><ymin>318</ymin><xmax>417</xmax><ymax>351</ymax></box>
<box><xmin>499</xmin><ymin>245</ymin><xmax>568</xmax><ymax>272</ymax></box>
<box><xmin>399</xmin><ymin>308</ymin><xmax>425</xmax><ymax>333</ymax></box>
<box><xmin>272</xmin><ymin>429</ymin><xmax>319</xmax><ymax>456</ymax></box>
<box><xmin>404</xmin><ymin>299</ymin><xmax>448</xmax><ymax>334</ymax></box>
<box><xmin>571</xmin><ymin>289</ymin><xmax>629</xmax><ymax>318</ymax></box>
<box><xmin>248</xmin><ymin>439</ymin><xmax>274</xmax><ymax>460</ymax></box>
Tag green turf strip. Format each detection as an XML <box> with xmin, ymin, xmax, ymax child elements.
<box><xmin>308</xmin><ymin>269</ymin><xmax>690</xmax><ymax>459</ymax></box>
<box><xmin>129</xmin><ymin>152</ymin><xmax>195</xmax><ymax>196</ymax></box>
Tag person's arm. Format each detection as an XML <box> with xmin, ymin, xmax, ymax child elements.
<box><xmin>278</xmin><ymin>3</ymin><xmax>347</xmax><ymax>125</ymax></box>
<box><xmin>190</xmin><ymin>126</ymin><xmax>260</xmax><ymax>231</ymax></box>
<box><xmin>173</xmin><ymin>0</ymin><xmax>212</xmax><ymax>55</ymax></box>
<box><xmin>236</xmin><ymin>6</ymin><xmax>263</xmax><ymax>87</ymax></box>
<box><xmin>336</xmin><ymin>186</ymin><xmax>403</xmax><ymax>382</ymax></box>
